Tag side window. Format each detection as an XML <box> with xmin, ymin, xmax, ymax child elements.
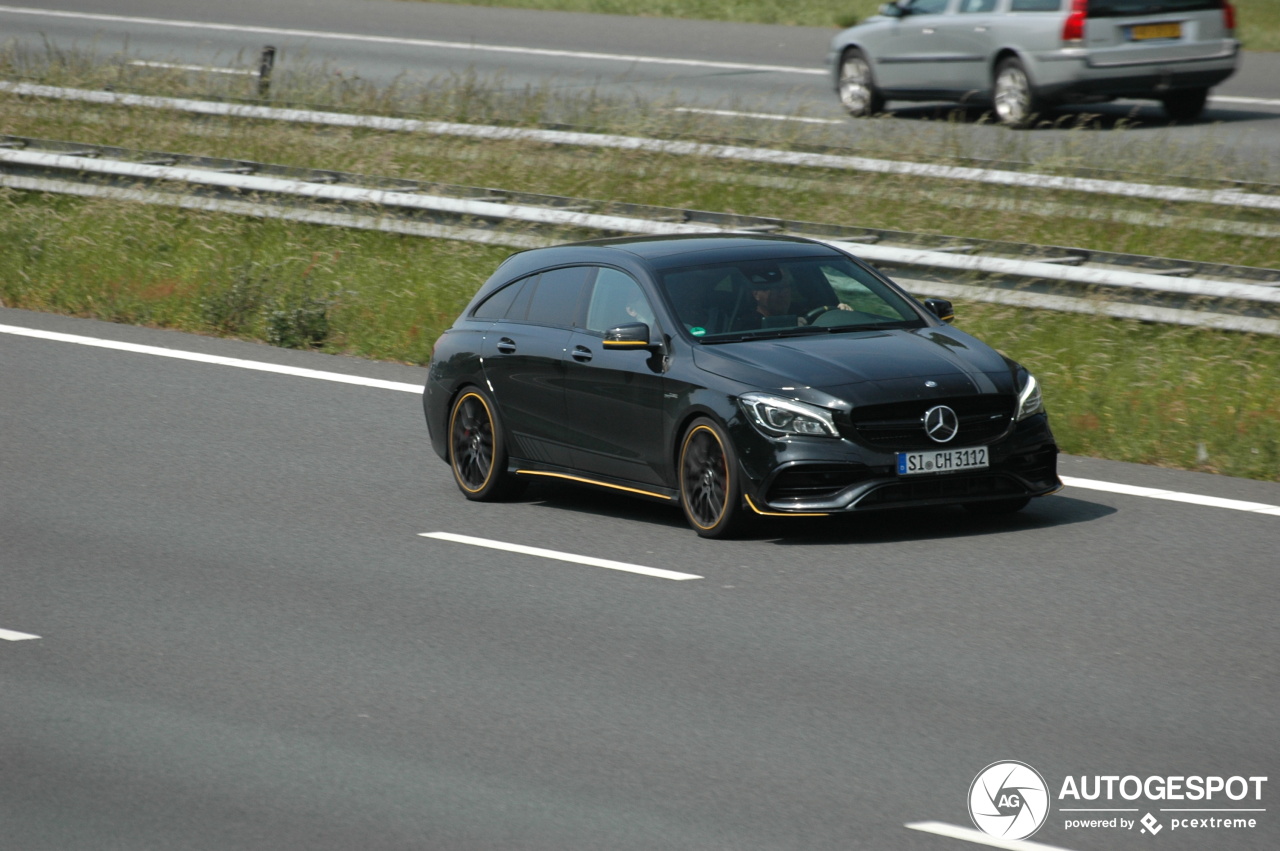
<box><xmin>471</xmin><ymin>279</ymin><xmax>523</xmax><ymax>319</ymax></box>
<box><xmin>958</xmin><ymin>0</ymin><xmax>996</xmax><ymax>12</ymax></box>
<box><xmin>524</xmin><ymin>265</ymin><xmax>591</xmax><ymax>328</ymax></box>
<box><xmin>1010</xmin><ymin>0</ymin><xmax>1062</xmax><ymax>10</ymax></box>
<box><xmin>585</xmin><ymin>268</ymin><xmax>653</xmax><ymax>333</ymax></box>
<box><xmin>906</xmin><ymin>0</ymin><xmax>951</xmax><ymax>14</ymax></box>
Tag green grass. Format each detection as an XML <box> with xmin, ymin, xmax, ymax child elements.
<box><xmin>1</xmin><ymin>57</ymin><xmax>1277</xmax><ymax>481</ymax></box>
<box><xmin>402</xmin><ymin>0</ymin><xmax>1280</xmax><ymax>51</ymax></box>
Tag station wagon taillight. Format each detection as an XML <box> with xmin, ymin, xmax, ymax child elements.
<box><xmin>1062</xmin><ymin>0</ymin><xmax>1087</xmax><ymax>43</ymax></box>
<box><xmin>1223</xmin><ymin>0</ymin><xmax>1236</xmax><ymax>31</ymax></box>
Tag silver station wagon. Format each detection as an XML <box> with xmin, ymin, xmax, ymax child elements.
<box><xmin>829</xmin><ymin>0</ymin><xmax>1239</xmax><ymax>126</ymax></box>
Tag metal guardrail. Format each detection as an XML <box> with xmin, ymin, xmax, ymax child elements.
<box><xmin>2</xmin><ymin>134</ymin><xmax>1278</xmax><ymax>335</ymax></box>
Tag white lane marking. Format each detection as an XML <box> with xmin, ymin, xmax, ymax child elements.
<box><xmin>421</xmin><ymin>532</ymin><xmax>703</xmax><ymax>581</ymax></box>
<box><xmin>1211</xmin><ymin>95</ymin><xmax>1280</xmax><ymax>108</ymax></box>
<box><xmin>0</xmin><ymin>628</ymin><xmax>41</xmax><ymax>641</ymax></box>
<box><xmin>1062</xmin><ymin>476</ymin><xmax>1280</xmax><ymax>516</ymax></box>
<box><xmin>8</xmin><ymin>83</ymin><xmax>1280</xmax><ymax>213</ymax></box>
<box><xmin>907</xmin><ymin>821</ymin><xmax>1078</xmax><ymax>850</ymax></box>
<box><xmin>0</xmin><ymin>324</ymin><xmax>422</xmax><ymax>393</ymax></box>
<box><xmin>3</xmin><ymin>323</ymin><xmax>1276</xmax><ymax>518</ymax></box>
<box><xmin>0</xmin><ymin>5</ymin><xmax>824</xmax><ymax>76</ymax></box>
<box><xmin>671</xmin><ymin>107</ymin><xmax>843</xmax><ymax>125</ymax></box>
<box><xmin>126</xmin><ymin>59</ymin><xmax>256</xmax><ymax>76</ymax></box>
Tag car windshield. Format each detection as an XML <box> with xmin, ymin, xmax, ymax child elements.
<box><xmin>658</xmin><ymin>254</ymin><xmax>926</xmax><ymax>341</ymax></box>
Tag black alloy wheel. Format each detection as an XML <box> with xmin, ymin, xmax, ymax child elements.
<box><xmin>678</xmin><ymin>418</ymin><xmax>745</xmax><ymax>538</ymax></box>
<box><xmin>448</xmin><ymin>388</ymin><xmax>522</xmax><ymax>500</ymax></box>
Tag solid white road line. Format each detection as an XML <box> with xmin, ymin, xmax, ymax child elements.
<box><xmin>670</xmin><ymin>107</ymin><xmax>844</xmax><ymax>125</ymax></box>
<box><xmin>3</xmin><ymin>323</ymin><xmax>1277</xmax><ymax>518</ymax></box>
<box><xmin>1061</xmin><ymin>476</ymin><xmax>1280</xmax><ymax>516</ymax></box>
<box><xmin>0</xmin><ymin>324</ymin><xmax>422</xmax><ymax>393</ymax></box>
<box><xmin>421</xmin><ymin>532</ymin><xmax>703</xmax><ymax>581</ymax></box>
<box><xmin>0</xmin><ymin>628</ymin><xmax>41</xmax><ymax>641</ymax></box>
<box><xmin>0</xmin><ymin>5</ymin><xmax>824</xmax><ymax>76</ymax></box>
<box><xmin>126</xmin><ymin>59</ymin><xmax>257</xmax><ymax>76</ymax></box>
<box><xmin>906</xmin><ymin>821</ymin><xmax>1078</xmax><ymax>851</ymax></box>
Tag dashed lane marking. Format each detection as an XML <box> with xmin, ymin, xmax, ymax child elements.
<box><xmin>421</xmin><ymin>532</ymin><xmax>703</xmax><ymax>580</ymax></box>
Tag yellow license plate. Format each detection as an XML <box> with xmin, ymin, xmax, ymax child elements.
<box><xmin>1131</xmin><ymin>22</ymin><xmax>1182</xmax><ymax>40</ymax></box>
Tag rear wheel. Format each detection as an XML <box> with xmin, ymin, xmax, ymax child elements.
<box><xmin>837</xmin><ymin>48</ymin><xmax>885</xmax><ymax>117</ymax></box>
<box><xmin>993</xmin><ymin>58</ymin><xmax>1040</xmax><ymax>128</ymax></box>
<box><xmin>678</xmin><ymin>418</ymin><xmax>745</xmax><ymax>538</ymax></box>
<box><xmin>1161</xmin><ymin>88</ymin><xmax>1208</xmax><ymax>122</ymax></box>
<box><xmin>448</xmin><ymin>387</ymin><xmax>523</xmax><ymax>501</ymax></box>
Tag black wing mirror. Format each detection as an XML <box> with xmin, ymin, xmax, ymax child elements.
<box><xmin>923</xmin><ymin>298</ymin><xmax>955</xmax><ymax>322</ymax></box>
<box><xmin>602</xmin><ymin>322</ymin><xmax>656</xmax><ymax>349</ymax></box>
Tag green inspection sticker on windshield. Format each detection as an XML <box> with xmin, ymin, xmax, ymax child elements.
<box><xmin>689</xmin><ymin>326</ymin><xmax>707</xmax><ymax>337</ymax></box>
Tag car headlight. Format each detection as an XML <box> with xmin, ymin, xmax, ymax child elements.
<box><xmin>1015</xmin><ymin>373</ymin><xmax>1045</xmax><ymax>421</ymax></box>
<box><xmin>738</xmin><ymin>392</ymin><xmax>840</xmax><ymax>438</ymax></box>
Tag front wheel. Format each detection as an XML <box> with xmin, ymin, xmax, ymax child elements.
<box><xmin>837</xmin><ymin>48</ymin><xmax>885</xmax><ymax>117</ymax></box>
<box><xmin>992</xmin><ymin>58</ymin><xmax>1040</xmax><ymax>128</ymax></box>
<box><xmin>678</xmin><ymin>418</ymin><xmax>745</xmax><ymax>538</ymax></box>
<box><xmin>447</xmin><ymin>387</ymin><xmax>524</xmax><ymax>501</ymax></box>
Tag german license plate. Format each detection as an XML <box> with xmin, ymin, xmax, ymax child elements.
<box><xmin>897</xmin><ymin>446</ymin><xmax>988</xmax><ymax>476</ymax></box>
<box><xmin>1130</xmin><ymin>22</ymin><xmax>1181</xmax><ymax>40</ymax></box>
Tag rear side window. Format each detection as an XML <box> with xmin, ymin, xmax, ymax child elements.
<box><xmin>906</xmin><ymin>0</ymin><xmax>950</xmax><ymax>13</ymax></box>
<box><xmin>1088</xmin><ymin>0</ymin><xmax>1222</xmax><ymax>14</ymax></box>
<box><xmin>1010</xmin><ymin>0</ymin><xmax>1061</xmax><ymax>10</ymax></box>
<box><xmin>472</xmin><ymin>279</ymin><xmax>523</xmax><ymax>319</ymax></box>
<box><xmin>524</xmin><ymin>265</ymin><xmax>592</xmax><ymax>327</ymax></box>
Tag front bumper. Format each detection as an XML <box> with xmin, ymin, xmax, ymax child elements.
<box><xmin>736</xmin><ymin>413</ymin><xmax>1060</xmax><ymax>515</ymax></box>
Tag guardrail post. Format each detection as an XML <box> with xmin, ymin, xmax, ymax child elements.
<box><xmin>258</xmin><ymin>46</ymin><xmax>276</xmax><ymax>98</ymax></box>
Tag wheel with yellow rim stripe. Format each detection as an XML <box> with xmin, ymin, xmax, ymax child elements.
<box><xmin>678</xmin><ymin>417</ymin><xmax>745</xmax><ymax>538</ymax></box>
<box><xmin>448</xmin><ymin>387</ymin><xmax>523</xmax><ymax>501</ymax></box>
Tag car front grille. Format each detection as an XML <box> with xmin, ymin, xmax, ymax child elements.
<box><xmin>840</xmin><ymin>395</ymin><xmax>1013</xmax><ymax>450</ymax></box>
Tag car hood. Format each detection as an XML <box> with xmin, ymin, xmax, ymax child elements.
<box><xmin>692</xmin><ymin>327</ymin><xmax>1018</xmax><ymax>408</ymax></box>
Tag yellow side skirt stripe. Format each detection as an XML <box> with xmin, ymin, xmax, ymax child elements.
<box><xmin>516</xmin><ymin>470</ymin><xmax>674</xmax><ymax>501</ymax></box>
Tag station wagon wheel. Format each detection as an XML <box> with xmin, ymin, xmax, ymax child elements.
<box><xmin>993</xmin><ymin>57</ymin><xmax>1040</xmax><ymax>128</ymax></box>
<box><xmin>678</xmin><ymin>418</ymin><xmax>745</xmax><ymax>538</ymax></box>
<box><xmin>838</xmin><ymin>48</ymin><xmax>885</xmax><ymax>117</ymax></box>
<box><xmin>448</xmin><ymin>387</ymin><xmax>523</xmax><ymax>501</ymax></box>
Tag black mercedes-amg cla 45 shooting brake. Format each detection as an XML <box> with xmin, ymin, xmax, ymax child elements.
<box><xmin>423</xmin><ymin>234</ymin><xmax>1061</xmax><ymax>537</ymax></box>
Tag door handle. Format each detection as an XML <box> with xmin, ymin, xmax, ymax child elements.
<box><xmin>975</xmin><ymin>26</ymin><xmax>988</xmax><ymax>32</ymax></box>
<box><xmin>922</xmin><ymin>27</ymin><xmax>936</xmax><ymax>34</ymax></box>
<box><xmin>571</xmin><ymin>345</ymin><xmax>593</xmax><ymax>362</ymax></box>
<box><xmin>496</xmin><ymin>338</ymin><xmax>516</xmax><ymax>354</ymax></box>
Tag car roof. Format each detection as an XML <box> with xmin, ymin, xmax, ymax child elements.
<box><xmin>495</xmin><ymin>234</ymin><xmax>846</xmax><ymax>278</ymax></box>
<box><xmin>569</xmin><ymin>234</ymin><xmax>845</xmax><ymax>269</ymax></box>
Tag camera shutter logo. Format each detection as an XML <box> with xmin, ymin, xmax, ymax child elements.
<box><xmin>969</xmin><ymin>761</ymin><xmax>1050</xmax><ymax>840</ymax></box>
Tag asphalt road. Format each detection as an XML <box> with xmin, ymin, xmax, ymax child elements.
<box><xmin>2</xmin><ymin>307</ymin><xmax>1277</xmax><ymax>851</ymax></box>
<box><xmin>3</xmin><ymin>0</ymin><xmax>1280</xmax><ymax>173</ymax></box>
